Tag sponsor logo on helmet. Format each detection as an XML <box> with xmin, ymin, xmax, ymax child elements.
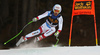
<box><xmin>55</xmin><ymin>7</ymin><xmax>60</xmax><ymax>9</ymax></box>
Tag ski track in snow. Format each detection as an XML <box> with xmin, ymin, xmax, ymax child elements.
<box><xmin>0</xmin><ymin>46</ymin><xmax>100</xmax><ymax>55</ymax></box>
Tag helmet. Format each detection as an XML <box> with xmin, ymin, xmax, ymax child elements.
<box><xmin>53</xmin><ymin>4</ymin><xmax>62</xmax><ymax>13</ymax></box>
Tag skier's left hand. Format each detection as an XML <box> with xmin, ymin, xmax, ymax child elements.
<box><xmin>54</xmin><ymin>31</ymin><xmax>60</xmax><ymax>37</ymax></box>
<box><xmin>32</xmin><ymin>17</ymin><xmax>38</xmax><ymax>22</ymax></box>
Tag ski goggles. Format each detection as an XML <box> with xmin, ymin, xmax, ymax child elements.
<box><xmin>54</xmin><ymin>10</ymin><xmax>60</xmax><ymax>13</ymax></box>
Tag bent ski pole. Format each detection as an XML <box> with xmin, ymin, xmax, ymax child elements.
<box><xmin>4</xmin><ymin>21</ymin><xmax>33</xmax><ymax>45</ymax></box>
<box><xmin>54</xmin><ymin>37</ymin><xmax>59</xmax><ymax>46</ymax></box>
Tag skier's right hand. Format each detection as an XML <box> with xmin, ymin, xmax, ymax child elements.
<box><xmin>54</xmin><ymin>31</ymin><xmax>60</xmax><ymax>37</ymax></box>
<box><xmin>32</xmin><ymin>17</ymin><xmax>38</xmax><ymax>22</ymax></box>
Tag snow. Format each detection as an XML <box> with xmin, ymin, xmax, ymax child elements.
<box><xmin>0</xmin><ymin>46</ymin><xmax>100</xmax><ymax>55</ymax></box>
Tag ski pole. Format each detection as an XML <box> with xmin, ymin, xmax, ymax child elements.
<box><xmin>4</xmin><ymin>21</ymin><xmax>33</xmax><ymax>45</ymax></box>
<box><xmin>54</xmin><ymin>36</ymin><xmax>59</xmax><ymax>46</ymax></box>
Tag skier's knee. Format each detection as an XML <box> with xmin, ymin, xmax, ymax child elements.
<box><xmin>38</xmin><ymin>27</ymin><xmax>43</xmax><ymax>34</ymax></box>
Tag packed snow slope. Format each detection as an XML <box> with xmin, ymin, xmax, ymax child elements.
<box><xmin>0</xmin><ymin>46</ymin><xmax>100</xmax><ymax>55</ymax></box>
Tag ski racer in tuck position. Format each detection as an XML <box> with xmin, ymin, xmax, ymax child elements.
<box><xmin>16</xmin><ymin>4</ymin><xmax>63</xmax><ymax>46</ymax></box>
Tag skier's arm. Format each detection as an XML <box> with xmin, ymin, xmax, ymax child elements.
<box><xmin>58</xmin><ymin>16</ymin><xmax>63</xmax><ymax>32</ymax></box>
<box><xmin>37</xmin><ymin>11</ymin><xmax>50</xmax><ymax>20</ymax></box>
<box><xmin>54</xmin><ymin>16</ymin><xmax>63</xmax><ymax>37</ymax></box>
<box><xmin>32</xmin><ymin>11</ymin><xmax>50</xmax><ymax>22</ymax></box>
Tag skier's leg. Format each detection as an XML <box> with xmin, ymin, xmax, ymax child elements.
<box><xmin>16</xmin><ymin>27</ymin><xmax>43</xmax><ymax>46</ymax></box>
<box><xmin>25</xmin><ymin>27</ymin><xmax>42</xmax><ymax>39</ymax></box>
<box><xmin>34</xmin><ymin>27</ymin><xmax>56</xmax><ymax>42</ymax></box>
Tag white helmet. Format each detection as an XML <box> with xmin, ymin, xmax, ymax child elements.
<box><xmin>53</xmin><ymin>4</ymin><xmax>62</xmax><ymax>13</ymax></box>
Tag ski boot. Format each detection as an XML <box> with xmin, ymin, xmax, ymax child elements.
<box><xmin>34</xmin><ymin>35</ymin><xmax>43</xmax><ymax>43</ymax></box>
<box><xmin>16</xmin><ymin>36</ymin><xmax>27</xmax><ymax>46</ymax></box>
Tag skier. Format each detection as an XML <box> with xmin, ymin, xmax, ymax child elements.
<box><xmin>16</xmin><ymin>4</ymin><xmax>63</xmax><ymax>46</ymax></box>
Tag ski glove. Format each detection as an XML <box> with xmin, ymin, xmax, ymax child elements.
<box><xmin>54</xmin><ymin>31</ymin><xmax>60</xmax><ymax>37</ymax></box>
<box><xmin>32</xmin><ymin>17</ymin><xmax>38</xmax><ymax>22</ymax></box>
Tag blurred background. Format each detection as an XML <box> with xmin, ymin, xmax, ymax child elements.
<box><xmin>0</xmin><ymin>0</ymin><xmax>100</xmax><ymax>49</ymax></box>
